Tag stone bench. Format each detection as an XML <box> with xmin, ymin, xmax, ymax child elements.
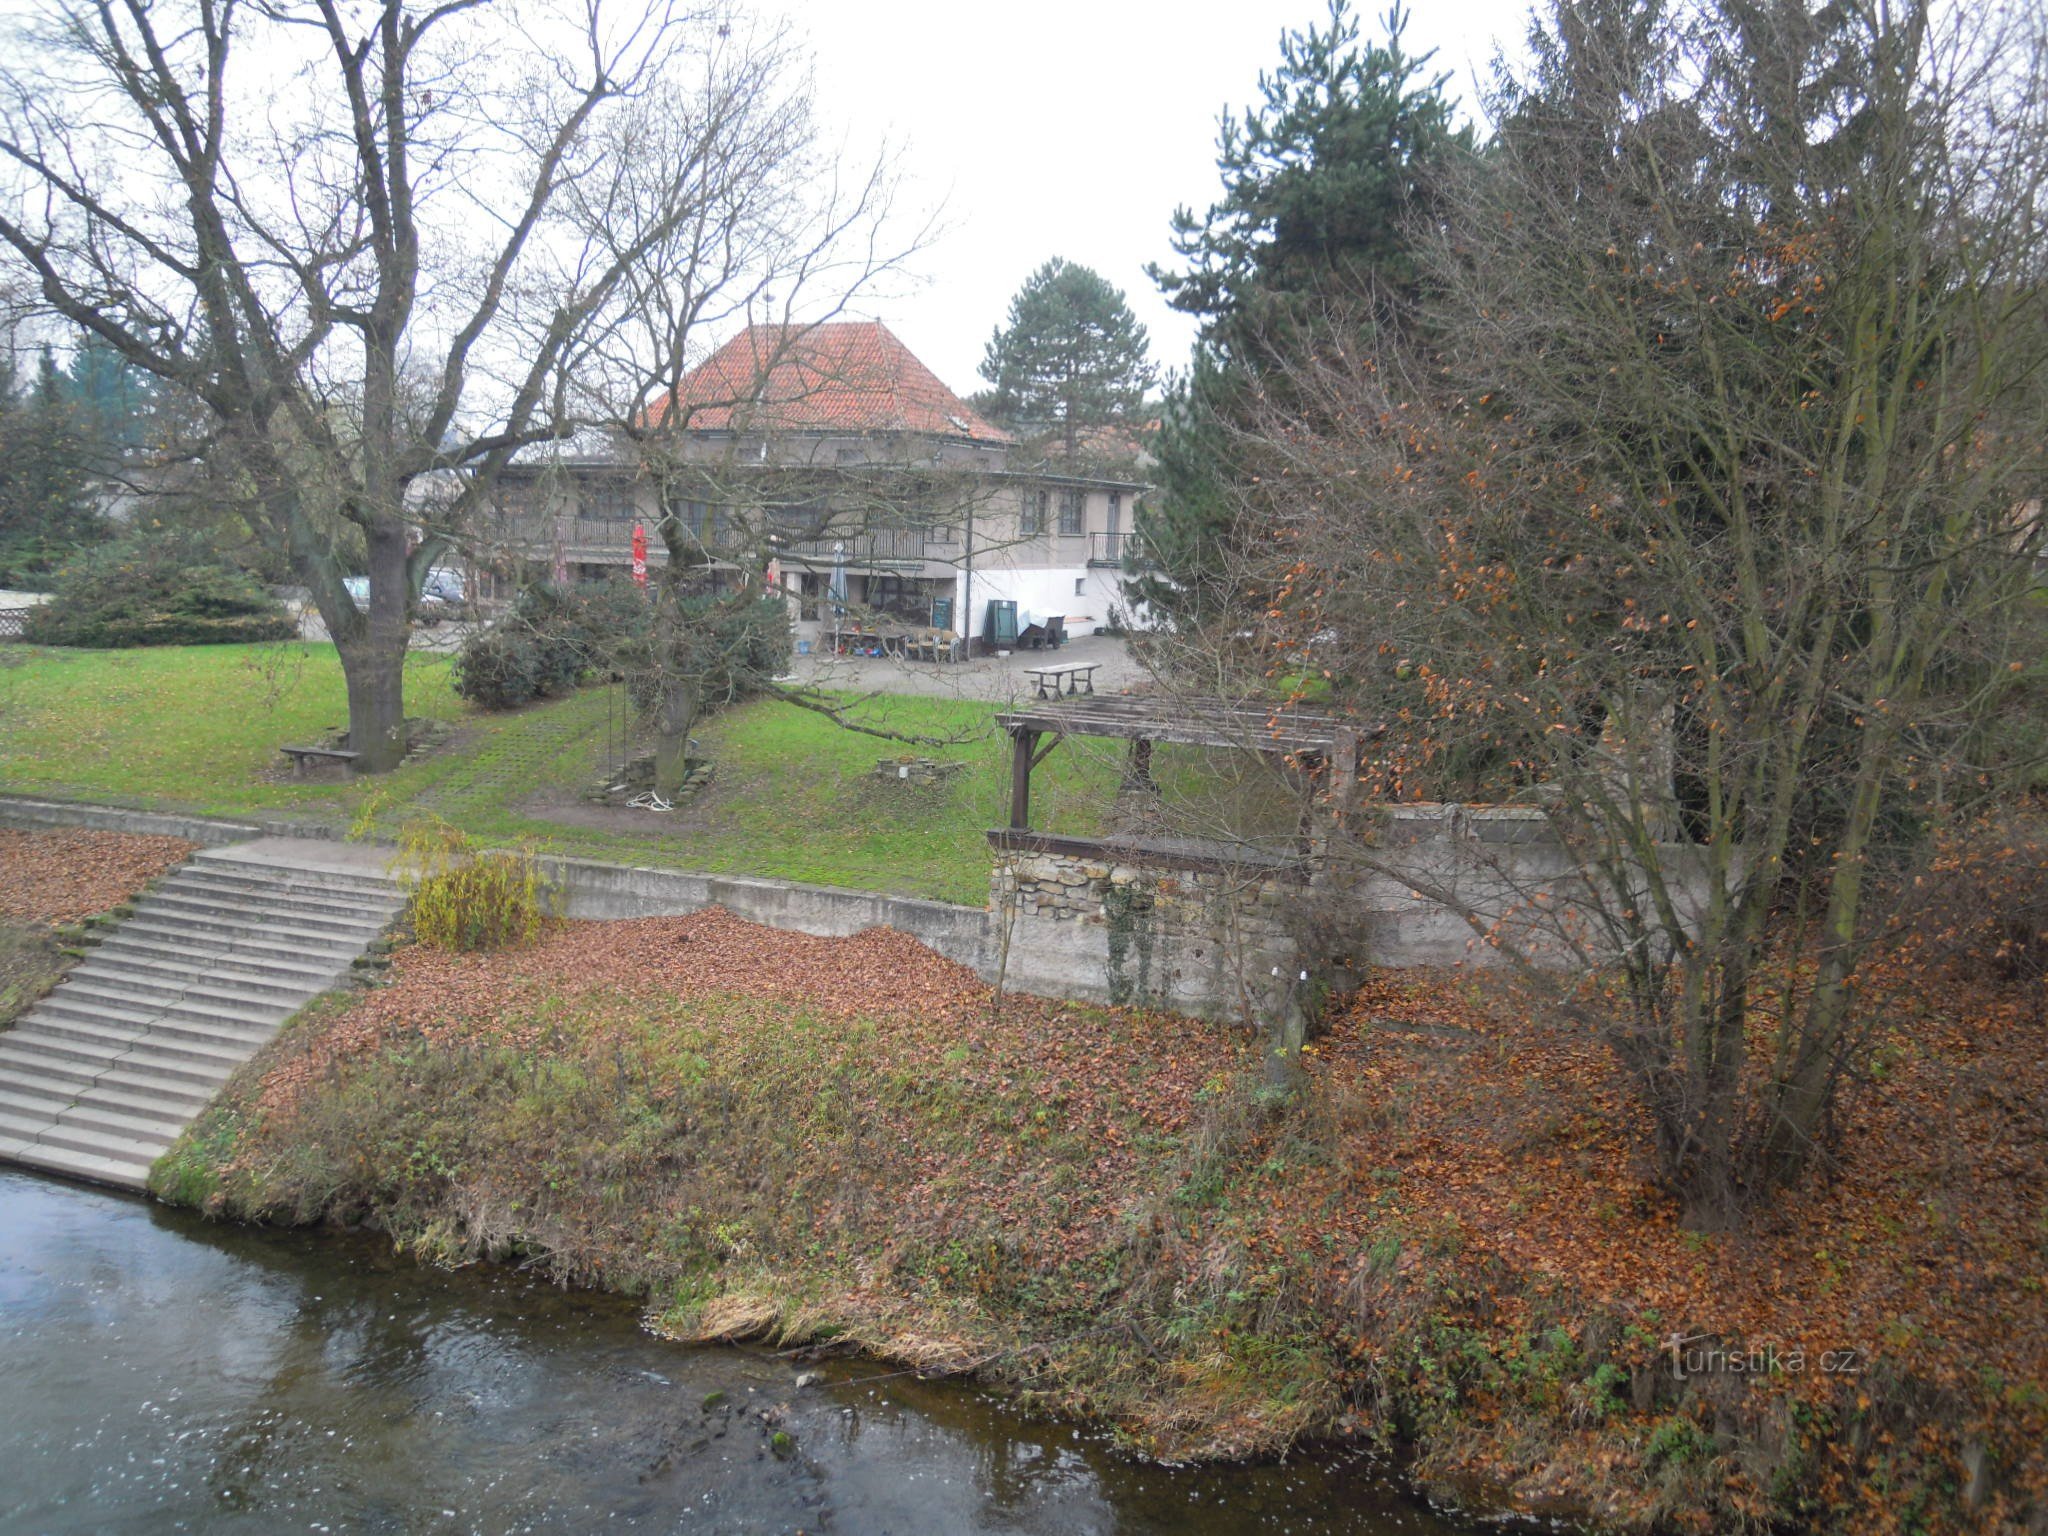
<box><xmin>279</xmin><ymin>744</ymin><xmax>358</xmax><ymax>775</ymax></box>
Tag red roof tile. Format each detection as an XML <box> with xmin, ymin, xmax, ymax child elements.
<box><xmin>649</xmin><ymin>321</ymin><xmax>1010</xmax><ymax>443</ymax></box>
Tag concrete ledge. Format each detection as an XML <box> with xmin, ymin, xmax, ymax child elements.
<box><xmin>539</xmin><ymin>854</ymin><xmax>991</xmax><ymax>971</ymax></box>
<box><xmin>0</xmin><ymin>795</ymin><xmax>263</xmax><ymax>847</ymax></box>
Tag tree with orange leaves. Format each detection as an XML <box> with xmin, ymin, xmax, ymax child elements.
<box><xmin>1227</xmin><ymin>0</ymin><xmax>2048</xmax><ymax>1225</ymax></box>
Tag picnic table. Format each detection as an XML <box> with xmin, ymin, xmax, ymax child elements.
<box><xmin>1023</xmin><ymin>661</ymin><xmax>1099</xmax><ymax>700</ymax></box>
<box><xmin>829</xmin><ymin>622</ymin><xmax>958</xmax><ymax>661</ymax></box>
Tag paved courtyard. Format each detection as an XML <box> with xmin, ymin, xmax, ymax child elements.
<box><xmin>784</xmin><ymin>633</ymin><xmax>1149</xmax><ymax>702</ymax></box>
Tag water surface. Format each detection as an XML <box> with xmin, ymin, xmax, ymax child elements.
<box><xmin>0</xmin><ymin>1170</ymin><xmax>1491</xmax><ymax>1534</ymax></box>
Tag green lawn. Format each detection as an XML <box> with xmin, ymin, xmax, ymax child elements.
<box><xmin>0</xmin><ymin>643</ymin><xmax>1127</xmax><ymax>905</ymax></box>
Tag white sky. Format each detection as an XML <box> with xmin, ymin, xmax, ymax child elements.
<box><xmin>775</xmin><ymin>0</ymin><xmax>1535</xmax><ymax>398</ymax></box>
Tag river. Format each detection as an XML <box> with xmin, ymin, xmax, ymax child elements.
<box><xmin>0</xmin><ymin>1168</ymin><xmax>1498</xmax><ymax>1534</ymax></box>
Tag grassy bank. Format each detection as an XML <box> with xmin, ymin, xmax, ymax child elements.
<box><xmin>0</xmin><ymin>643</ymin><xmax>1124</xmax><ymax>904</ymax></box>
<box><xmin>152</xmin><ymin>912</ymin><xmax>2047</xmax><ymax>1534</ymax></box>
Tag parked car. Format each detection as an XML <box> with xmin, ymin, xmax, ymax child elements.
<box><xmin>343</xmin><ymin>575</ymin><xmax>457</xmax><ymax>625</ymax></box>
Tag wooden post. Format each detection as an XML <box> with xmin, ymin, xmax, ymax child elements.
<box><xmin>1124</xmin><ymin>737</ymin><xmax>1155</xmax><ymax>793</ymax></box>
<box><xmin>1009</xmin><ymin>727</ymin><xmax>1038</xmax><ymax>830</ymax></box>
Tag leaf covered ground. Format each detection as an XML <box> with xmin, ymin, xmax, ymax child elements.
<box><xmin>0</xmin><ymin>826</ymin><xmax>196</xmax><ymax>926</ymax></box>
<box><xmin>159</xmin><ymin>909</ymin><xmax>2047</xmax><ymax>1535</ymax></box>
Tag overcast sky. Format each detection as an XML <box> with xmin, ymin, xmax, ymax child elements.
<box><xmin>775</xmin><ymin>0</ymin><xmax>1536</xmax><ymax>398</ymax></box>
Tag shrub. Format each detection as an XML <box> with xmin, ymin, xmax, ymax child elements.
<box><xmin>23</xmin><ymin>529</ymin><xmax>296</xmax><ymax>647</ymax></box>
<box><xmin>624</xmin><ymin>594</ymin><xmax>792</xmax><ymax>714</ymax></box>
<box><xmin>395</xmin><ymin>818</ymin><xmax>550</xmax><ymax>951</ymax></box>
<box><xmin>451</xmin><ymin>581</ymin><xmax>612</xmax><ymax>710</ymax></box>
<box><xmin>1901</xmin><ymin>813</ymin><xmax>2048</xmax><ymax>1006</ymax></box>
<box><xmin>451</xmin><ymin>626</ymin><xmax>554</xmax><ymax>711</ymax></box>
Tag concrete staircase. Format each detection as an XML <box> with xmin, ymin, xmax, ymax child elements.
<box><xmin>0</xmin><ymin>840</ymin><xmax>403</xmax><ymax>1191</ymax></box>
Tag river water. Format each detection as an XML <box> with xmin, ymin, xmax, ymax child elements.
<box><xmin>0</xmin><ymin>1169</ymin><xmax>1495</xmax><ymax>1535</ymax></box>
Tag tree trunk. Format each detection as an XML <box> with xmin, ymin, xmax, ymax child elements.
<box><xmin>344</xmin><ymin>521</ymin><xmax>414</xmax><ymax>773</ymax></box>
<box><xmin>652</xmin><ymin>675</ymin><xmax>701</xmax><ymax>799</ymax></box>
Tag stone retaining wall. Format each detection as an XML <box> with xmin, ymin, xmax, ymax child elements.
<box><xmin>991</xmin><ymin>850</ymin><xmax>1297</xmax><ymax>1024</ymax></box>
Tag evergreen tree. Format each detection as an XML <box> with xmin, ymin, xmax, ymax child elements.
<box><xmin>978</xmin><ymin>258</ymin><xmax>1156</xmax><ymax>459</ymax></box>
<box><xmin>64</xmin><ymin>332</ymin><xmax>155</xmax><ymax>453</ymax></box>
<box><xmin>1131</xmin><ymin>2</ymin><xmax>1467</xmax><ymax>623</ymax></box>
<box><xmin>0</xmin><ymin>344</ymin><xmax>99</xmax><ymax>584</ymax></box>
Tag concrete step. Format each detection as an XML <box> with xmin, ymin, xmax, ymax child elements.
<box><xmin>189</xmin><ymin>854</ymin><xmax>402</xmax><ymax>896</ymax></box>
<box><xmin>110</xmin><ymin>916</ymin><xmax>371</xmax><ymax>962</ymax></box>
<box><xmin>11</xmin><ymin>1135</ymin><xmax>156</xmax><ymax>1191</ymax></box>
<box><xmin>0</xmin><ymin>1026</ymin><xmax>142</xmax><ymax>1077</ymax></box>
<box><xmin>65</xmin><ymin>960</ymin><xmax>324</xmax><ymax>1011</ymax></box>
<box><xmin>172</xmin><ymin>866</ymin><xmax>405</xmax><ymax>917</ymax></box>
<box><xmin>4</xmin><ymin>1027</ymin><xmax>238</xmax><ymax>1091</ymax></box>
<box><xmin>39</xmin><ymin>981</ymin><xmax>289</xmax><ymax>1034</ymax></box>
<box><xmin>53</xmin><ymin>1095</ymin><xmax>187</xmax><ymax>1144</ymax></box>
<box><xmin>117</xmin><ymin>905</ymin><xmax>386</xmax><ymax>951</ymax></box>
<box><xmin>142</xmin><ymin>887</ymin><xmax>395</xmax><ymax>937</ymax></box>
<box><xmin>94</xmin><ymin>1066</ymin><xmax>220</xmax><ymax>1114</ymax></box>
<box><xmin>32</xmin><ymin>1005</ymin><xmax>276</xmax><ymax>1059</ymax></box>
<box><xmin>0</xmin><ymin>1058</ymin><xmax>92</xmax><ymax>1105</ymax></box>
<box><xmin>0</xmin><ymin>1080</ymin><xmax>75</xmax><ymax>1120</ymax></box>
<box><xmin>88</xmin><ymin>936</ymin><xmax>345</xmax><ymax>989</ymax></box>
<box><xmin>0</xmin><ymin>1102</ymin><xmax>59</xmax><ymax>1143</ymax></box>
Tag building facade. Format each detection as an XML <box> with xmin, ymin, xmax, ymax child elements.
<box><xmin>483</xmin><ymin>322</ymin><xmax>1150</xmax><ymax>650</ymax></box>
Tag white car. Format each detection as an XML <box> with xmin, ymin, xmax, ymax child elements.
<box><xmin>343</xmin><ymin>574</ymin><xmax>458</xmax><ymax>624</ymax></box>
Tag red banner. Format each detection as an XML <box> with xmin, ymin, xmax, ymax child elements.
<box><xmin>631</xmin><ymin>522</ymin><xmax>648</xmax><ymax>588</ymax></box>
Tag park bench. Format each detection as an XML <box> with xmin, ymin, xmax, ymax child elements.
<box><xmin>279</xmin><ymin>744</ymin><xmax>359</xmax><ymax>776</ymax></box>
<box><xmin>1023</xmin><ymin>661</ymin><xmax>1099</xmax><ymax>700</ymax></box>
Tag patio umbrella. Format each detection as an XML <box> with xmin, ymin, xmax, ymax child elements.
<box><xmin>829</xmin><ymin>541</ymin><xmax>847</xmax><ymax>613</ymax></box>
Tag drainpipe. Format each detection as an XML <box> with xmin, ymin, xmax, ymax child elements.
<box><xmin>961</xmin><ymin>501</ymin><xmax>974</xmax><ymax>660</ymax></box>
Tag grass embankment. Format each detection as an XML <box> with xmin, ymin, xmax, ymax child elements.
<box><xmin>0</xmin><ymin>643</ymin><xmax>1127</xmax><ymax>904</ymax></box>
<box><xmin>154</xmin><ymin>911</ymin><xmax>2048</xmax><ymax>1535</ymax></box>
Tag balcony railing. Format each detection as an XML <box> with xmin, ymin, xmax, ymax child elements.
<box><xmin>782</xmin><ymin>526</ymin><xmax>946</xmax><ymax>565</ymax></box>
<box><xmin>1087</xmin><ymin>530</ymin><xmax>1154</xmax><ymax>568</ymax></box>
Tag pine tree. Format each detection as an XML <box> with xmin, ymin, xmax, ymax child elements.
<box><xmin>1132</xmin><ymin>2</ymin><xmax>1467</xmax><ymax>623</ymax></box>
<box><xmin>978</xmin><ymin>258</ymin><xmax>1155</xmax><ymax>460</ymax></box>
<box><xmin>0</xmin><ymin>345</ymin><xmax>99</xmax><ymax>583</ymax></box>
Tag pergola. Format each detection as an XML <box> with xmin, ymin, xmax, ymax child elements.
<box><xmin>989</xmin><ymin>693</ymin><xmax>1379</xmax><ymax>862</ymax></box>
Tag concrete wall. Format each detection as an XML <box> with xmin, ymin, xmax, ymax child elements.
<box><xmin>0</xmin><ymin>793</ymin><xmax>1713</xmax><ymax>1024</ymax></box>
<box><xmin>0</xmin><ymin>796</ymin><xmax>263</xmax><ymax>847</ymax></box>
<box><xmin>538</xmin><ymin>853</ymin><xmax>990</xmax><ymax>972</ymax></box>
<box><xmin>1313</xmin><ymin>804</ymin><xmax>1714</xmax><ymax>968</ymax></box>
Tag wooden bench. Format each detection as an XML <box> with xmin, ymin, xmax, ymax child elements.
<box><xmin>1023</xmin><ymin>662</ymin><xmax>1099</xmax><ymax>700</ymax></box>
<box><xmin>279</xmin><ymin>744</ymin><xmax>359</xmax><ymax>775</ymax></box>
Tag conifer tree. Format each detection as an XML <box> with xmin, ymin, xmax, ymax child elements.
<box><xmin>1132</xmin><ymin>2</ymin><xmax>1466</xmax><ymax>623</ymax></box>
<box><xmin>978</xmin><ymin>258</ymin><xmax>1155</xmax><ymax>460</ymax></box>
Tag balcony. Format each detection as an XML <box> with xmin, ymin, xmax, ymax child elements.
<box><xmin>1086</xmin><ymin>530</ymin><xmax>1154</xmax><ymax>568</ymax></box>
<box><xmin>780</xmin><ymin>526</ymin><xmax>949</xmax><ymax>566</ymax></box>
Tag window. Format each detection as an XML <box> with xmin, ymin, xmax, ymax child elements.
<box><xmin>1058</xmin><ymin>488</ymin><xmax>1085</xmax><ymax>536</ymax></box>
<box><xmin>1107</xmin><ymin>492</ymin><xmax>1122</xmax><ymax>535</ymax></box>
<box><xmin>583</xmin><ymin>482</ymin><xmax>638</xmax><ymax>522</ymax></box>
<box><xmin>1074</xmin><ymin>577</ymin><xmax>1085</xmax><ymax>597</ymax></box>
<box><xmin>1020</xmin><ymin>487</ymin><xmax>1048</xmax><ymax>536</ymax></box>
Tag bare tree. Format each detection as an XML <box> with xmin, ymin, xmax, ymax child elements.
<box><xmin>1196</xmin><ymin>0</ymin><xmax>2048</xmax><ymax>1223</ymax></box>
<box><xmin>0</xmin><ymin>0</ymin><xmax>767</xmax><ymax>770</ymax></box>
<box><xmin>551</xmin><ymin>58</ymin><xmax>1026</xmax><ymax>799</ymax></box>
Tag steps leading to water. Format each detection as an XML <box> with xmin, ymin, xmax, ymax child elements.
<box><xmin>0</xmin><ymin>841</ymin><xmax>403</xmax><ymax>1192</ymax></box>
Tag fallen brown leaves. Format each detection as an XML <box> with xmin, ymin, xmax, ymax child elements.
<box><xmin>0</xmin><ymin>827</ymin><xmax>197</xmax><ymax>926</ymax></box>
<box><xmin>251</xmin><ymin>906</ymin><xmax>1245</xmax><ymax>1271</ymax></box>
<box><xmin>1312</xmin><ymin>968</ymin><xmax>2048</xmax><ymax>1410</ymax></box>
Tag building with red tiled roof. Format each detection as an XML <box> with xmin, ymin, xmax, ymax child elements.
<box><xmin>488</xmin><ymin>320</ymin><xmax>1152</xmax><ymax>650</ymax></box>
<box><xmin>649</xmin><ymin>322</ymin><xmax>1012</xmax><ymax>446</ymax></box>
